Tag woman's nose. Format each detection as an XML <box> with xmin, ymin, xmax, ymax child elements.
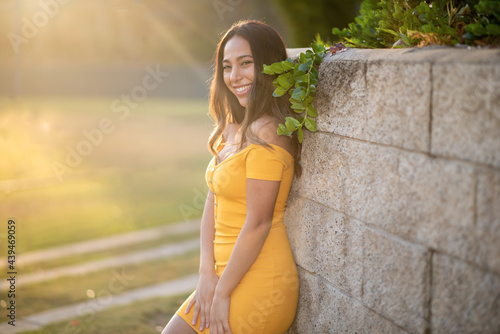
<box><xmin>230</xmin><ymin>66</ymin><xmax>242</xmax><ymax>82</ymax></box>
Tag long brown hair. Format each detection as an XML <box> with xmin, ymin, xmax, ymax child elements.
<box><xmin>208</xmin><ymin>20</ymin><xmax>302</xmax><ymax>176</ymax></box>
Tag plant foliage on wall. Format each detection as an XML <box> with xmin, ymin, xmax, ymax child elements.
<box><xmin>331</xmin><ymin>0</ymin><xmax>500</xmax><ymax>48</ymax></box>
<box><xmin>262</xmin><ymin>43</ymin><xmax>347</xmax><ymax>142</ymax></box>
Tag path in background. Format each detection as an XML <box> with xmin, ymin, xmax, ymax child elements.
<box><xmin>0</xmin><ymin>220</ymin><xmax>200</xmax><ymax>268</ymax></box>
<box><xmin>0</xmin><ymin>275</ymin><xmax>198</xmax><ymax>334</ymax></box>
<box><xmin>0</xmin><ymin>220</ymin><xmax>201</xmax><ymax>334</ymax></box>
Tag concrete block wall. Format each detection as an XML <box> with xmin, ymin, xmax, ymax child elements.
<box><xmin>284</xmin><ymin>47</ymin><xmax>500</xmax><ymax>333</ymax></box>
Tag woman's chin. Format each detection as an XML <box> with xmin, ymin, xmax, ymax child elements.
<box><xmin>237</xmin><ymin>98</ymin><xmax>248</xmax><ymax>108</ymax></box>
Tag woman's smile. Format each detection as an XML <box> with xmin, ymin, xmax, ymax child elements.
<box><xmin>233</xmin><ymin>84</ymin><xmax>252</xmax><ymax>95</ymax></box>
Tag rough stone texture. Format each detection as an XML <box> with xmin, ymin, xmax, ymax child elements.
<box><xmin>286</xmin><ymin>267</ymin><xmax>408</xmax><ymax>334</ymax></box>
<box><xmin>284</xmin><ymin>48</ymin><xmax>500</xmax><ymax>334</ymax></box>
<box><xmin>316</xmin><ymin>59</ymin><xmax>430</xmax><ymax>151</ymax></box>
<box><xmin>431</xmin><ymin>63</ymin><xmax>500</xmax><ymax>168</ymax></box>
<box><xmin>315</xmin><ymin>60</ymin><xmax>368</xmax><ymax>143</ymax></box>
<box><xmin>362</xmin><ymin>228</ymin><xmax>430</xmax><ymax>333</ymax></box>
<box><xmin>316</xmin><ymin>46</ymin><xmax>500</xmax><ymax>64</ymax></box>
<box><xmin>431</xmin><ymin>254</ymin><xmax>500</xmax><ymax>333</ymax></box>
<box><xmin>284</xmin><ymin>196</ymin><xmax>363</xmax><ymax>297</ymax></box>
<box><xmin>292</xmin><ymin>132</ymin><xmax>476</xmax><ymax>264</ymax></box>
<box><xmin>476</xmin><ymin>168</ymin><xmax>500</xmax><ymax>275</ymax></box>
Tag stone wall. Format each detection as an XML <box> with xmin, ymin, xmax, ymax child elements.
<box><xmin>284</xmin><ymin>47</ymin><xmax>500</xmax><ymax>333</ymax></box>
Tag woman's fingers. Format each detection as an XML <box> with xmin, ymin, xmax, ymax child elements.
<box><xmin>185</xmin><ymin>294</ymin><xmax>196</xmax><ymax>314</ymax></box>
<box><xmin>199</xmin><ymin>305</ymin><xmax>205</xmax><ymax>331</ymax></box>
<box><xmin>192</xmin><ymin>302</ymin><xmax>201</xmax><ymax>326</ymax></box>
<box><xmin>224</xmin><ymin>321</ymin><xmax>232</xmax><ymax>334</ymax></box>
<box><xmin>203</xmin><ymin>306</ymin><xmax>210</xmax><ymax>330</ymax></box>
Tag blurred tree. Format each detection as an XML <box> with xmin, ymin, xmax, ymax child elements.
<box><xmin>274</xmin><ymin>0</ymin><xmax>362</xmax><ymax>46</ymax></box>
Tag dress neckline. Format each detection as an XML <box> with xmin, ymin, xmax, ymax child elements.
<box><xmin>214</xmin><ymin>143</ymin><xmax>293</xmax><ymax>169</ymax></box>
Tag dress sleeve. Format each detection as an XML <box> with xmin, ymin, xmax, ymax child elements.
<box><xmin>245</xmin><ymin>146</ymin><xmax>289</xmax><ymax>181</ymax></box>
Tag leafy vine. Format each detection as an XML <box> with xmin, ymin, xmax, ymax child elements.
<box><xmin>262</xmin><ymin>42</ymin><xmax>346</xmax><ymax>142</ymax></box>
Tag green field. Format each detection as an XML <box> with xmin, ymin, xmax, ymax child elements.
<box><xmin>22</xmin><ymin>293</ymin><xmax>192</xmax><ymax>334</ymax></box>
<box><xmin>0</xmin><ymin>96</ymin><xmax>211</xmax><ymax>332</ymax></box>
<box><xmin>0</xmin><ymin>96</ymin><xmax>213</xmax><ymax>251</ymax></box>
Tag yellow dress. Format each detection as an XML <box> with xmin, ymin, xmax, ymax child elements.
<box><xmin>176</xmin><ymin>143</ymin><xmax>299</xmax><ymax>333</ymax></box>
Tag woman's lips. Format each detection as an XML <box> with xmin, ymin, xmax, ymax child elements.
<box><xmin>233</xmin><ymin>84</ymin><xmax>251</xmax><ymax>96</ymax></box>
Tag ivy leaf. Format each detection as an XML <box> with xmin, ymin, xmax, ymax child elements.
<box><xmin>298</xmin><ymin>61</ymin><xmax>312</xmax><ymax>73</ymax></box>
<box><xmin>305</xmin><ymin>117</ymin><xmax>317</xmax><ymax>132</ymax></box>
<box><xmin>277</xmin><ymin>74</ymin><xmax>291</xmax><ymax>90</ymax></box>
<box><xmin>293</xmin><ymin>70</ymin><xmax>306</xmax><ymax>81</ymax></box>
<box><xmin>273</xmin><ymin>86</ymin><xmax>288</xmax><ymax>97</ymax></box>
<box><xmin>487</xmin><ymin>24</ymin><xmax>500</xmax><ymax>35</ymax></box>
<box><xmin>285</xmin><ymin>118</ymin><xmax>296</xmax><ymax>132</ymax></box>
<box><xmin>287</xmin><ymin>116</ymin><xmax>301</xmax><ymax>128</ymax></box>
<box><xmin>298</xmin><ymin>126</ymin><xmax>304</xmax><ymax>143</ymax></box>
<box><xmin>262</xmin><ymin>65</ymin><xmax>275</xmax><ymax>75</ymax></box>
<box><xmin>291</xmin><ymin>87</ymin><xmax>304</xmax><ymax>100</ymax></box>
<box><xmin>281</xmin><ymin>60</ymin><xmax>295</xmax><ymax>71</ymax></box>
<box><xmin>270</xmin><ymin>62</ymin><xmax>285</xmax><ymax>74</ymax></box>
<box><xmin>306</xmin><ymin>105</ymin><xmax>318</xmax><ymax>117</ymax></box>
<box><xmin>291</xmin><ymin>102</ymin><xmax>306</xmax><ymax>111</ymax></box>
<box><xmin>277</xmin><ymin>123</ymin><xmax>287</xmax><ymax>135</ymax></box>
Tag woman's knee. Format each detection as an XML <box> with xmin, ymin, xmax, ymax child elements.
<box><xmin>161</xmin><ymin>314</ymin><xmax>196</xmax><ymax>334</ymax></box>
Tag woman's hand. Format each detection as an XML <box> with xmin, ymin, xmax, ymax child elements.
<box><xmin>210</xmin><ymin>292</ymin><xmax>232</xmax><ymax>334</ymax></box>
<box><xmin>185</xmin><ymin>271</ymin><xmax>219</xmax><ymax>331</ymax></box>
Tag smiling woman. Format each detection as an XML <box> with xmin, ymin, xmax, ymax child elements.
<box><xmin>161</xmin><ymin>20</ymin><xmax>301</xmax><ymax>334</ymax></box>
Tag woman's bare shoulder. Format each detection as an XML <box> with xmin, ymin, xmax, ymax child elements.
<box><xmin>251</xmin><ymin>116</ymin><xmax>292</xmax><ymax>154</ymax></box>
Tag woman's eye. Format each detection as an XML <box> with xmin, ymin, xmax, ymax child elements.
<box><xmin>223</xmin><ymin>65</ymin><xmax>231</xmax><ymax>70</ymax></box>
<box><xmin>242</xmin><ymin>61</ymin><xmax>253</xmax><ymax>66</ymax></box>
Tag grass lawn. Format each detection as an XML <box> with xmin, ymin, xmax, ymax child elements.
<box><xmin>20</xmin><ymin>229</ymin><xmax>200</xmax><ymax>275</ymax></box>
<box><xmin>0</xmin><ymin>95</ymin><xmax>213</xmax><ymax>252</ymax></box>
<box><xmin>21</xmin><ymin>293</ymin><xmax>191</xmax><ymax>334</ymax></box>
<box><xmin>17</xmin><ymin>250</ymin><xmax>199</xmax><ymax>317</ymax></box>
<box><xmin>0</xmin><ymin>96</ymin><xmax>207</xmax><ymax>330</ymax></box>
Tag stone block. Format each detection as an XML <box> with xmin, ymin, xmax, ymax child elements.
<box><xmin>431</xmin><ymin>253</ymin><xmax>500</xmax><ymax>333</ymax></box>
<box><xmin>287</xmin><ymin>267</ymin><xmax>407</xmax><ymax>334</ymax></box>
<box><xmin>284</xmin><ymin>196</ymin><xmax>363</xmax><ymax>298</ymax></box>
<box><xmin>293</xmin><ymin>132</ymin><xmax>476</xmax><ymax>264</ymax></box>
<box><xmin>476</xmin><ymin>168</ymin><xmax>500</xmax><ymax>275</ymax></box>
<box><xmin>431</xmin><ymin>63</ymin><xmax>500</xmax><ymax>168</ymax></box>
<box><xmin>362</xmin><ymin>228</ymin><xmax>430</xmax><ymax>333</ymax></box>
<box><xmin>316</xmin><ymin>59</ymin><xmax>430</xmax><ymax>151</ymax></box>
<box><xmin>315</xmin><ymin>60</ymin><xmax>367</xmax><ymax>140</ymax></box>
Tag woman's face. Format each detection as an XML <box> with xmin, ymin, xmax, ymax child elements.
<box><xmin>223</xmin><ymin>35</ymin><xmax>255</xmax><ymax>108</ymax></box>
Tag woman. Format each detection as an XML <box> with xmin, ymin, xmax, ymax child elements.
<box><xmin>162</xmin><ymin>20</ymin><xmax>301</xmax><ymax>334</ymax></box>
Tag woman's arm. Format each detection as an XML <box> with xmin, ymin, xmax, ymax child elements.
<box><xmin>185</xmin><ymin>190</ymin><xmax>218</xmax><ymax>331</ymax></box>
<box><xmin>210</xmin><ymin>178</ymin><xmax>280</xmax><ymax>334</ymax></box>
<box><xmin>199</xmin><ymin>190</ymin><xmax>216</xmax><ymax>274</ymax></box>
<box><xmin>216</xmin><ymin>178</ymin><xmax>279</xmax><ymax>294</ymax></box>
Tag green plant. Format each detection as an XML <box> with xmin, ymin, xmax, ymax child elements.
<box><xmin>465</xmin><ymin>0</ymin><xmax>500</xmax><ymax>45</ymax></box>
<box><xmin>331</xmin><ymin>0</ymin><xmax>500</xmax><ymax>48</ymax></box>
<box><xmin>262</xmin><ymin>43</ymin><xmax>347</xmax><ymax>142</ymax></box>
<box><xmin>262</xmin><ymin>44</ymin><xmax>326</xmax><ymax>143</ymax></box>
